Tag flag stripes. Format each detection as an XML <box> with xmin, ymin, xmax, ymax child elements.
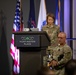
<box><xmin>10</xmin><ymin>0</ymin><xmax>24</xmax><ymax>74</ymax></box>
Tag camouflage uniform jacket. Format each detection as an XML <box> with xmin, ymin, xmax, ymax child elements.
<box><xmin>42</xmin><ymin>24</ymin><xmax>60</xmax><ymax>46</ymax></box>
<box><xmin>43</xmin><ymin>44</ymin><xmax>72</xmax><ymax>75</ymax></box>
<box><xmin>46</xmin><ymin>44</ymin><xmax>72</xmax><ymax>66</ymax></box>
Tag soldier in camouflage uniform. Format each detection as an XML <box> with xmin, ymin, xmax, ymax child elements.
<box><xmin>43</xmin><ymin>32</ymin><xmax>72</xmax><ymax>75</ymax></box>
<box><xmin>42</xmin><ymin>13</ymin><xmax>60</xmax><ymax>46</ymax></box>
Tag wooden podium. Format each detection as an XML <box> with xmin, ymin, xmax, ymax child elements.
<box><xmin>13</xmin><ymin>31</ymin><xmax>50</xmax><ymax>75</ymax></box>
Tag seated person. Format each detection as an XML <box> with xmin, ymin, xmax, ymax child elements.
<box><xmin>43</xmin><ymin>32</ymin><xmax>72</xmax><ymax>75</ymax></box>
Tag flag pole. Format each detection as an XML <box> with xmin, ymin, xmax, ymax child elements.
<box><xmin>20</xmin><ymin>0</ymin><xmax>23</xmax><ymax>31</ymax></box>
<box><xmin>20</xmin><ymin>0</ymin><xmax>21</xmax><ymax>31</ymax></box>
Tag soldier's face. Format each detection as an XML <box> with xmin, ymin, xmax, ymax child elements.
<box><xmin>58</xmin><ymin>33</ymin><xmax>66</xmax><ymax>45</ymax></box>
<box><xmin>47</xmin><ymin>17</ymin><xmax>54</xmax><ymax>25</ymax></box>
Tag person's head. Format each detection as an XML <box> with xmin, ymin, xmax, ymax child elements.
<box><xmin>65</xmin><ymin>59</ymin><xmax>76</xmax><ymax>75</ymax></box>
<box><xmin>46</xmin><ymin>13</ymin><xmax>55</xmax><ymax>25</ymax></box>
<box><xmin>58</xmin><ymin>32</ymin><xmax>66</xmax><ymax>45</ymax></box>
<box><xmin>37</xmin><ymin>66</ymin><xmax>55</xmax><ymax>75</ymax></box>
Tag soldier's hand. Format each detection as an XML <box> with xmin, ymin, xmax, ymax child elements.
<box><xmin>52</xmin><ymin>60</ymin><xmax>58</xmax><ymax>66</ymax></box>
<box><xmin>49</xmin><ymin>61</ymin><xmax>53</xmax><ymax>66</ymax></box>
<box><xmin>48</xmin><ymin>34</ymin><xmax>51</xmax><ymax>37</ymax></box>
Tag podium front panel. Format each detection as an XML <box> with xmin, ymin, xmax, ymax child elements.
<box><xmin>14</xmin><ymin>35</ymin><xmax>40</xmax><ymax>47</ymax></box>
<box><xmin>19</xmin><ymin>49</ymin><xmax>46</xmax><ymax>75</ymax></box>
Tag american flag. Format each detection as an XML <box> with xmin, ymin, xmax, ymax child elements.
<box><xmin>10</xmin><ymin>0</ymin><xmax>24</xmax><ymax>74</ymax></box>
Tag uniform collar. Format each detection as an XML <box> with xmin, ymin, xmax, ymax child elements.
<box><xmin>46</xmin><ymin>24</ymin><xmax>55</xmax><ymax>28</ymax></box>
<box><xmin>58</xmin><ymin>43</ymin><xmax>66</xmax><ymax>47</ymax></box>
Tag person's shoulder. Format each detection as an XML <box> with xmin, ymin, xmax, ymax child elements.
<box><xmin>54</xmin><ymin>24</ymin><xmax>60</xmax><ymax>29</ymax></box>
<box><xmin>42</xmin><ymin>25</ymin><xmax>48</xmax><ymax>28</ymax></box>
<box><xmin>42</xmin><ymin>25</ymin><xmax>48</xmax><ymax>30</ymax></box>
<box><xmin>47</xmin><ymin>46</ymin><xmax>55</xmax><ymax>50</ymax></box>
<box><xmin>64</xmin><ymin>44</ymin><xmax>72</xmax><ymax>52</ymax></box>
<box><xmin>64</xmin><ymin>44</ymin><xmax>71</xmax><ymax>48</ymax></box>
